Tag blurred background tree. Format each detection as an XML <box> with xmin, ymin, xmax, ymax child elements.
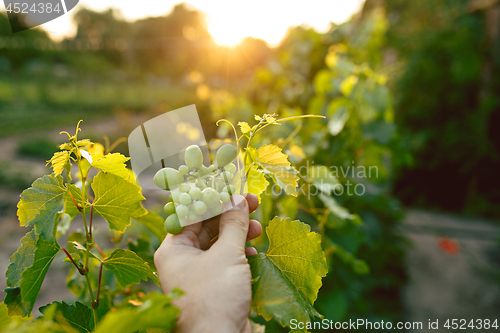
<box><xmin>362</xmin><ymin>0</ymin><xmax>500</xmax><ymax>217</ymax></box>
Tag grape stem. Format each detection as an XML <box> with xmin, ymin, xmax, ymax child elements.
<box><xmin>62</xmin><ymin>248</ymin><xmax>85</xmax><ymax>275</ymax></box>
<box><xmin>68</xmin><ymin>190</ymin><xmax>82</xmax><ymax>212</ymax></box>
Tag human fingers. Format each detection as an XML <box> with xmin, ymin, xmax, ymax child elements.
<box><xmin>246</xmin><ymin>219</ymin><xmax>262</xmax><ymax>242</ymax></box>
<box><xmin>245</xmin><ymin>247</ymin><xmax>258</xmax><ymax>256</ymax></box>
<box><xmin>217</xmin><ymin>194</ymin><xmax>249</xmax><ymax>248</ymax></box>
<box><xmin>197</xmin><ymin>194</ymin><xmax>259</xmax><ymax>249</ymax></box>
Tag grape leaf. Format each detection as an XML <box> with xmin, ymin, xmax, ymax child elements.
<box><xmin>319</xmin><ymin>194</ymin><xmax>354</xmax><ymax>220</ymax></box>
<box><xmin>0</xmin><ymin>302</ymin><xmax>8</xmax><ymax>329</ymax></box>
<box><xmin>17</xmin><ymin>175</ymin><xmax>66</xmax><ymax>241</ymax></box>
<box><xmin>39</xmin><ymin>301</ymin><xmax>94</xmax><ymax>332</ymax></box>
<box><xmin>46</xmin><ymin>151</ymin><xmax>71</xmax><ymax>176</ymax></box>
<box><xmin>4</xmin><ymin>236</ymin><xmax>60</xmax><ymax>317</ymax></box>
<box><xmin>133</xmin><ymin>211</ymin><xmax>167</xmax><ymax>242</ymax></box>
<box><xmin>249</xmin><ymin>217</ymin><xmax>327</xmax><ymax>328</ymax></box>
<box><xmin>307</xmin><ymin>166</ymin><xmax>340</xmax><ymax>195</ymax></box>
<box><xmin>256</xmin><ymin>145</ymin><xmax>299</xmax><ymax>196</ymax></box>
<box><xmin>92</xmin><ymin>153</ymin><xmax>131</xmax><ymax>180</ymax></box>
<box><xmin>238</xmin><ymin>121</ymin><xmax>252</xmax><ymax>134</ymax></box>
<box><xmin>6</xmin><ymin>230</ymin><xmax>37</xmax><ymax>288</ymax></box>
<box><xmin>95</xmin><ymin>293</ymin><xmax>179</xmax><ymax>333</ymax></box>
<box><xmin>247</xmin><ymin>165</ymin><xmax>269</xmax><ymax>202</ymax></box>
<box><xmin>92</xmin><ymin>172</ymin><xmax>147</xmax><ymax>232</ymax></box>
<box><xmin>65</xmin><ymin>183</ymin><xmax>90</xmax><ymax>218</ymax></box>
<box><xmin>103</xmin><ymin>249</ymin><xmax>159</xmax><ymax>287</ymax></box>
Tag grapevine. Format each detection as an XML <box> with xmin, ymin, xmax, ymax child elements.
<box><xmin>1</xmin><ymin>113</ymin><xmax>329</xmax><ymax>333</ymax></box>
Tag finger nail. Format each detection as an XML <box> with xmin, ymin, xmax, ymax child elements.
<box><xmin>230</xmin><ymin>195</ymin><xmax>247</xmax><ymax>210</ymax></box>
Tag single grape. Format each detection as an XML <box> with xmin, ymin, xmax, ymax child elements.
<box><xmin>208</xmin><ymin>165</ymin><xmax>216</xmax><ymax>172</ymax></box>
<box><xmin>187</xmin><ymin>211</ymin><xmax>198</xmax><ymax>223</ymax></box>
<box><xmin>216</xmin><ymin>144</ymin><xmax>237</xmax><ymax>168</ymax></box>
<box><xmin>170</xmin><ymin>191</ymin><xmax>180</xmax><ymax>203</ymax></box>
<box><xmin>179</xmin><ymin>184</ymin><xmax>191</xmax><ymax>193</ymax></box>
<box><xmin>192</xmin><ymin>201</ymin><xmax>208</xmax><ymax>215</ymax></box>
<box><xmin>202</xmin><ymin>188</ymin><xmax>217</xmax><ymax>202</ymax></box>
<box><xmin>199</xmin><ymin>165</ymin><xmax>209</xmax><ymax>176</ymax></box>
<box><xmin>164</xmin><ymin>214</ymin><xmax>184</xmax><ymax>234</ymax></box>
<box><xmin>185</xmin><ymin>145</ymin><xmax>203</xmax><ymax>170</ymax></box>
<box><xmin>224</xmin><ymin>163</ymin><xmax>237</xmax><ymax>174</ymax></box>
<box><xmin>179</xmin><ymin>193</ymin><xmax>192</xmax><ymax>205</ymax></box>
<box><xmin>164</xmin><ymin>202</ymin><xmax>176</xmax><ymax>215</ymax></box>
<box><xmin>221</xmin><ymin>192</ymin><xmax>231</xmax><ymax>203</ymax></box>
<box><xmin>220</xmin><ymin>171</ymin><xmax>233</xmax><ymax>182</ymax></box>
<box><xmin>179</xmin><ymin>165</ymin><xmax>189</xmax><ymax>175</ymax></box>
<box><xmin>153</xmin><ymin>167</ymin><xmax>184</xmax><ymax>190</ymax></box>
<box><xmin>189</xmin><ymin>187</ymin><xmax>202</xmax><ymax>200</ymax></box>
<box><xmin>176</xmin><ymin>204</ymin><xmax>189</xmax><ymax>217</ymax></box>
<box><xmin>207</xmin><ymin>199</ymin><xmax>221</xmax><ymax>209</ymax></box>
<box><xmin>211</xmin><ymin>203</ymin><xmax>224</xmax><ymax>215</ymax></box>
<box><xmin>222</xmin><ymin>184</ymin><xmax>236</xmax><ymax>195</ymax></box>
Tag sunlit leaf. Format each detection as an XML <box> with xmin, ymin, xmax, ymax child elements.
<box><xmin>249</xmin><ymin>217</ymin><xmax>327</xmax><ymax>328</ymax></box>
<box><xmin>246</xmin><ymin>165</ymin><xmax>269</xmax><ymax>202</ymax></box>
<box><xmin>95</xmin><ymin>293</ymin><xmax>179</xmax><ymax>333</ymax></box>
<box><xmin>103</xmin><ymin>249</ymin><xmax>158</xmax><ymax>287</ymax></box>
<box><xmin>92</xmin><ymin>172</ymin><xmax>147</xmax><ymax>232</ymax></box>
<box><xmin>256</xmin><ymin>145</ymin><xmax>298</xmax><ymax>196</ymax></box>
<box><xmin>17</xmin><ymin>175</ymin><xmax>66</xmax><ymax>241</ymax></box>
<box><xmin>238</xmin><ymin>121</ymin><xmax>252</xmax><ymax>134</ymax></box>
<box><xmin>92</xmin><ymin>153</ymin><xmax>131</xmax><ymax>181</ymax></box>
<box><xmin>46</xmin><ymin>151</ymin><xmax>71</xmax><ymax>176</ymax></box>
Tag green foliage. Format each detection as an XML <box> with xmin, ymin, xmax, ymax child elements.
<box><xmin>92</xmin><ymin>172</ymin><xmax>147</xmax><ymax>232</ymax></box>
<box><xmin>4</xmin><ymin>235</ymin><xmax>60</xmax><ymax>316</ymax></box>
<box><xmin>39</xmin><ymin>301</ymin><xmax>94</xmax><ymax>332</ymax></box>
<box><xmin>371</xmin><ymin>0</ymin><xmax>500</xmax><ymax>216</ymax></box>
<box><xmin>3</xmin><ymin>116</ymin><xmax>332</xmax><ymax>332</ymax></box>
<box><xmin>102</xmin><ymin>249</ymin><xmax>158</xmax><ymax>287</ymax></box>
<box><xmin>249</xmin><ymin>217</ymin><xmax>327</xmax><ymax>327</ymax></box>
<box><xmin>17</xmin><ymin>174</ymin><xmax>66</xmax><ymax>241</ymax></box>
<box><xmin>94</xmin><ymin>292</ymin><xmax>180</xmax><ymax>333</ymax></box>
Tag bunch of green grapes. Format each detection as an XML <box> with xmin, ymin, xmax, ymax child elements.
<box><xmin>153</xmin><ymin>144</ymin><xmax>238</xmax><ymax>234</ymax></box>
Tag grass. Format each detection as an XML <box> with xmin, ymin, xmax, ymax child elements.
<box><xmin>17</xmin><ymin>138</ymin><xmax>59</xmax><ymax>159</ymax></box>
<box><xmin>0</xmin><ymin>161</ymin><xmax>32</xmax><ymax>190</ymax></box>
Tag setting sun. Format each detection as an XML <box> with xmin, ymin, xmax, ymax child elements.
<box><xmin>2</xmin><ymin>0</ymin><xmax>365</xmax><ymax>46</ymax></box>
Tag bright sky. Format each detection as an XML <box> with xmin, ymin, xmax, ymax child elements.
<box><xmin>1</xmin><ymin>0</ymin><xmax>365</xmax><ymax>46</ymax></box>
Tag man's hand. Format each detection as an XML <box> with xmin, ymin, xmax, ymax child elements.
<box><xmin>154</xmin><ymin>194</ymin><xmax>262</xmax><ymax>333</ymax></box>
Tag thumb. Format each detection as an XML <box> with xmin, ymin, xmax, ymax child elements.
<box><xmin>217</xmin><ymin>194</ymin><xmax>249</xmax><ymax>248</ymax></box>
